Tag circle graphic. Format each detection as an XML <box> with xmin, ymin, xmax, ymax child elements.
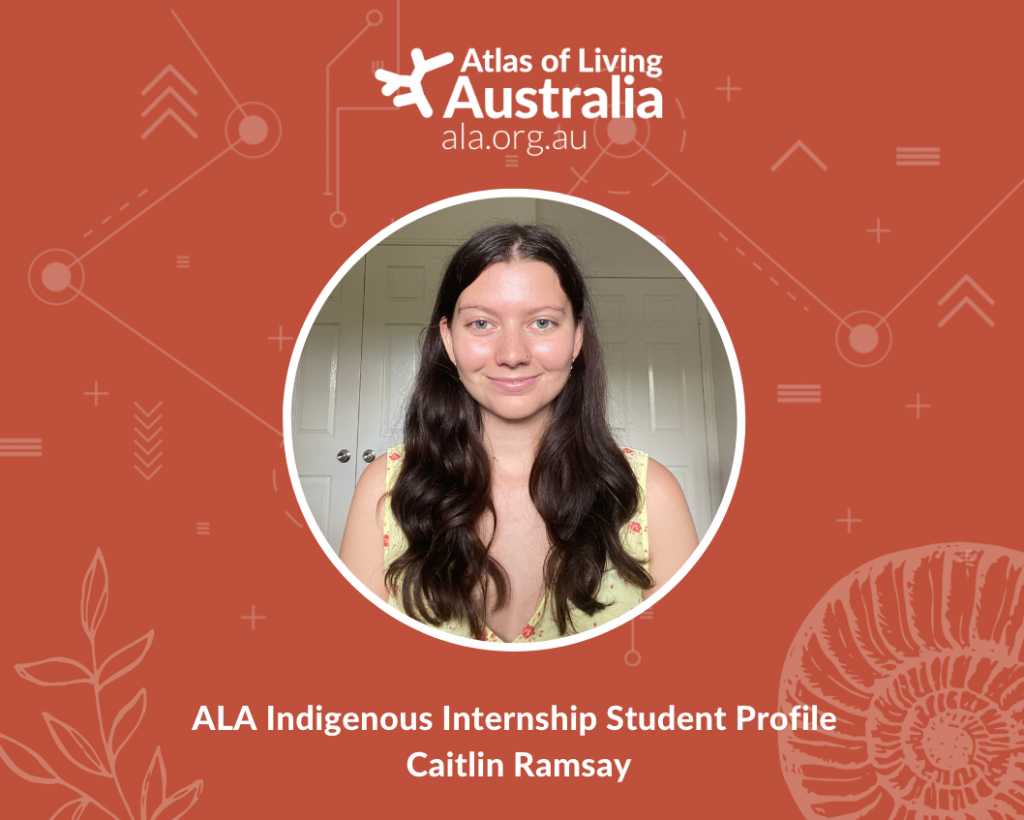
<box><xmin>28</xmin><ymin>249</ymin><xmax>84</xmax><ymax>305</ymax></box>
<box><xmin>592</xmin><ymin>115</ymin><xmax>651</xmax><ymax>160</ymax></box>
<box><xmin>238</xmin><ymin>114</ymin><xmax>269</xmax><ymax>145</ymax></box>
<box><xmin>780</xmin><ymin>543</ymin><xmax>1024</xmax><ymax>820</ymax></box>
<box><xmin>607</xmin><ymin>118</ymin><xmax>638</xmax><ymax>146</ymax></box>
<box><xmin>42</xmin><ymin>262</ymin><xmax>72</xmax><ymax>291</ymax></box>
<box><xmin>835</xmin><ymin>310</ymin><xmax>892</xmax><ymax>366</ymax></box>
<box><xmin>225</xmin><ymin>102</ymin><xmax>282</xmax><ymax>159</ymax></box>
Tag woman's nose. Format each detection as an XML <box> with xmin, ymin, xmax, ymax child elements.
<box><xmin>495</xmin><ymin>329</ymin><xmax>530</xmax><ymax>366</ymax></box>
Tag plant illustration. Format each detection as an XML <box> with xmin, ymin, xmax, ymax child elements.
<box><xmin>0</xmin><ymin>549</ymin><xmax>202</xmax><ymax>820</ymax></box>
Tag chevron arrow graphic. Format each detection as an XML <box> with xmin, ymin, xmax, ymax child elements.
<box><xmin>938</xmin><ymin>296</ymin><xmax>995</xmax><ymax>328</ymax></box>
<box><xmin>141</xmin><ymin>65</ymin><xmax>198</xmax><ymax>140</ymax></box>
<box><xmin>134</xmin><ymin>401</ymin><xmax>163</xmax><ymax>417</ymax></box>
<box><xmin>937</xmin><ymin>274</ymin><xmax>995</xmax><ymax>327</ymax></box>
<box><xmin>134</xmin><ymin>452</ymin><xmax>163</xmax><ymax>468</ymax></box>
<box><xmin>771</xmin><ymin>140</ymin><xmax>828</xmax><ymax>172</ymax></box>
<box><xmin>141</xmin><ymin>109</ymin><xmax>197</xmax><ymax>140</ymax></box>
<box><xmin>141</xmin><ymin>65</ymin><xmax>198</xmax><ymax>96</ymax></box>
<box><xmin>134</xmin><ymin>439</ymin><xmax>163</xmax><ymax>455</ymax></box>
<box><xmin>133</xmin><ymin>399</ymin><xmax>164</xmax><ymax>480</ymax></box>
<box><xmin>141</xmin><ymin>87</ymin><xmax>198</xmax><ymax>119</ymax></box>
<box><xmin>134</xmin><ymin>413</ymin><xmax>163</xmax><ymax>429</ymax></box>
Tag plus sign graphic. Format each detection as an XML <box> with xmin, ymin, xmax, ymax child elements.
<box><xmin>268</xmin><ymin>326</ymin><xmax>294</xmax><ymax>352</ymax></box>
<box><xmin>83</xmin><ymin>381</ymin><xmax>110</xmax><ymax>406</ymax></box>
<box><xmin>241</xmin><ymin>605</ymin><xmax>267</xmax><ymax>630</ymax></box>
<box><xmin>866</xmin><ymin>218</ymin><xmax>892</xmax><ymax>244</ymax></box>
<box><xmin>715</xmin><ymin>75</ymin><xmax>741</xmax><ymax>101</ymax></box>
<box><xmin>837</xmin><ymin>508</ymin><xmax>862</xmax><ymax>534</ymax></box>
<box><xmin>905</xmin><ymin>393</ymin><xmax>931</xmax><ymax>419</ymax></box>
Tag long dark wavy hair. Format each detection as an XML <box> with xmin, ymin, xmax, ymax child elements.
<box><xmin>385</xmin><ymin>223</ymin><xmax>653</xmax><ymax>637</ymax></box>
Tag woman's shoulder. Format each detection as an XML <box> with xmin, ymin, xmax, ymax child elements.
<box><xmin>643</xmin><ymin>456</ymin><xmax>679</xmax><ymax>497</ymax></box>
<box><xmin>641</xmin><ymin>454</ymin><xmax>694</xmax><ymax>526</ymax></box>
<box><xmin>339</xmin><ymin>447</ymin><xmax>392</xmax><ymax>601</ymax></box>
<box><xmin>348</xmin><ymin>444</ymin><xmax>406</xmax><ymax>497</ymax></box>
<box><xmin>641</xmin><ymin>454</ymin><xmax>698</xmax><ymax>597</ymax></box>
<box><xmin>345</xmin><ymin>444</ymin><xmax>409</xmax><ymax>537</ymax></box>
<box><xmin>356</xmin><ymin>447</ymin><xmax>391</xmax><ymax>494</ymax></box>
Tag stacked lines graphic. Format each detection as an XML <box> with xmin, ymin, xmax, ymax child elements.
<box><xmin>0</xmin><ymin>438</ymin><xmax>42</xmax><ymax>457</ymax></box>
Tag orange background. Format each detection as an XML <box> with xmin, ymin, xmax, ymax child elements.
<box><xmin>2</xmin><ymin>2</ymin><xmax>1021</xmax><ymax>817</ymax></box>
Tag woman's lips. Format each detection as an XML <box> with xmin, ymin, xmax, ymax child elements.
<box><xmin>486</xmin><ymin>375</ymin><xmax>540</xmax><ymax>393</ymax></box>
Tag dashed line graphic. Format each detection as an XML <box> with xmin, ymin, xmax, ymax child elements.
<box><xmin>719</xmin><ymin>230</ymin><xmax>811</xmax><ymax>312</ymax></box>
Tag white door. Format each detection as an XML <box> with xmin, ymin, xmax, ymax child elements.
<box><xmin>355</xmin><ymin>245</ymin><xmax>450</xmax><ymax>482</ymax></box>
<box><xmin>591</xmin><ymin>277</ymin><xmax>715</xmax><ymax>538</ymax></box>
<box><xmin>291</xmin><ymin>261</ymin><xmax>365</xmax><ymax>551</ymax></box>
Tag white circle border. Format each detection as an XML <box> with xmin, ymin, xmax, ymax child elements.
<box><xmin>283</xmin><ymin>188</ymin><xmax>746</xmax><ymax>652</ymax></box>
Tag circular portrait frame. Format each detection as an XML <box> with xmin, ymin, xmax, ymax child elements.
<box><xmin>282</xmin><ymin>188</ymin><xmax>746</xmax><ymax>652</ymax></box>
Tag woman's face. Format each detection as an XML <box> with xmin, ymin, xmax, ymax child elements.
<box><xmin>440</xmin><ymin>258</ymin><xmax>583</xmax><ymax>426</ymax></box>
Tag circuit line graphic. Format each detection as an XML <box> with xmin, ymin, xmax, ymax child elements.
<box><xmin>633</xmin><ymin>140</ymin><xmax>848</xmax><ymax>327</ymax></box>
<box><xmin>70</xmin><ymin>142</ymin><xmax>239</xmax><ymax>267</ymax></box>
<box><xmin>170</xmin><ymin>9</ymin><xmax>245</xmax><ymax>116</ymax></box>
<box><xmin>324</xmin><ymin>11</ymin><xmax>388</xmax><ymax>194</ymax></box>
<box><xmin>324</xmin><ymin>3</ymin><xmax>401</xmax><ymax>226</ymax></box>
<box><xmin>68</xmin><ymin>286</ymin><xmax>282</xmax><ymax>437</ymax></box>
<box><xmin>875</xmin><ymin>172</ymin><xmax>1024</xmax><ymax>326</ymax></box>
<box><xmin>29</xmin><ymin>9</ymin><xmax>285</xmax><ymax>441</ymax></box>
<box><xmin>569</xmin><ymin>126</ymin><xmax>1013</xmax><ymax>361</ymax></box>
<box><xmin>567</xmin><ymin>142</ymin><xmax>613</xmax><ymax>198</ymax></box>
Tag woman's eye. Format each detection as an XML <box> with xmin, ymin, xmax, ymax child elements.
<box><xmin>533</xmin><ymin>318</ymin><xmax>553</xmax><ymax>330</ymax></box>
<box><xmin>471</xmin><ymin>319</ymin><xmax>490</xmax><ymax>330</ymax></box>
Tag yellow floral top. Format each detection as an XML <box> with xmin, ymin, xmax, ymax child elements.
<box><xmin>382</xmin><ymin>444</ymin><xmax>649</xmax><ymax>643</ymax></box>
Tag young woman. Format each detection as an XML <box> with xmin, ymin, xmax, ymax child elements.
<box><xmin>341</xmin><ymin>223</ymin><xmax>698</xmax><ymax>643</ymax></box>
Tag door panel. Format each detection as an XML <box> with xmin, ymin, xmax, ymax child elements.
<box><xmin>357</xmin><ymin>245</ymin><xmax>450</xmax><ymax>482</ymax></box>
<box><xmin>592</xmin><ymin>278</ymin><xmax>714</xmax><ymax>538</ymax></box>
<box><xmin>291</xmin><ymin>261</ymin><xmax>365</xmax><ymax>552</ymax></box>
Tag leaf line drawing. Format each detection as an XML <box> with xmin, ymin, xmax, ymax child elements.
<box><xmin>0</xmin><ymin>549</ymin><xmax>202</xmax><ymax>820</ymax></box>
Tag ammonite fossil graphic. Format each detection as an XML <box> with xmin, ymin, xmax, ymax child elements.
<box><xmin>780</xmin><ymin>544</ymin><xmax>1024</xmax><ymax>820</ymax></box>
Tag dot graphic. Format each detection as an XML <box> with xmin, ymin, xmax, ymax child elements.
<box><xmin>607</xmin><ymin>118</ymin><xmax>637</xmax><ymax>145</ymax></box>
<box><xmin>238</xmin><ymin>115</ymin><xmax>268</xmax><ymax>145</ymax></box>
<box><xmin>848</xmin><ymin>323</ymin><xmax>879</xmax><ymax>353</ymax></box>
<box><xmin>224</xmin><ymin>102</ymin><xmax>282</xmax><ymax>159</ymax></box>
<box><xmin>835</xmin><ymin>310</ymin><xmax>892</xmax><ymax>366</ymax></box>
<box><xmin>28</xmin><ymin>249</ymin><xmax>84</xmax><ymax>305</ymax></box>
<box><xmin>366</xmin><ymin>9</ymin><xmax>383</xmax><ymax>25</ymax></box>
<box><xmin>41</xmin><ymin>262</ymin><xmax>71</xmax><ymax>292</ymax></box>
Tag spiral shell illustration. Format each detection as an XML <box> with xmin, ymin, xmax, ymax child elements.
<box><xmin>780</xmin><ymin>544</ymin><xmax>1024</xmax><ymax>820</ymax></box>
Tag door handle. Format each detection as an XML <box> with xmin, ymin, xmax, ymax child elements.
<box><xmin>362</xmin><ymin>449</ymin><xmax>376</xmax><ymax>463</ymax></box>
<box><xmin>337</xmin><ymin>449</ymin><xmax>351</xmax><ymax>463</ymax></box>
